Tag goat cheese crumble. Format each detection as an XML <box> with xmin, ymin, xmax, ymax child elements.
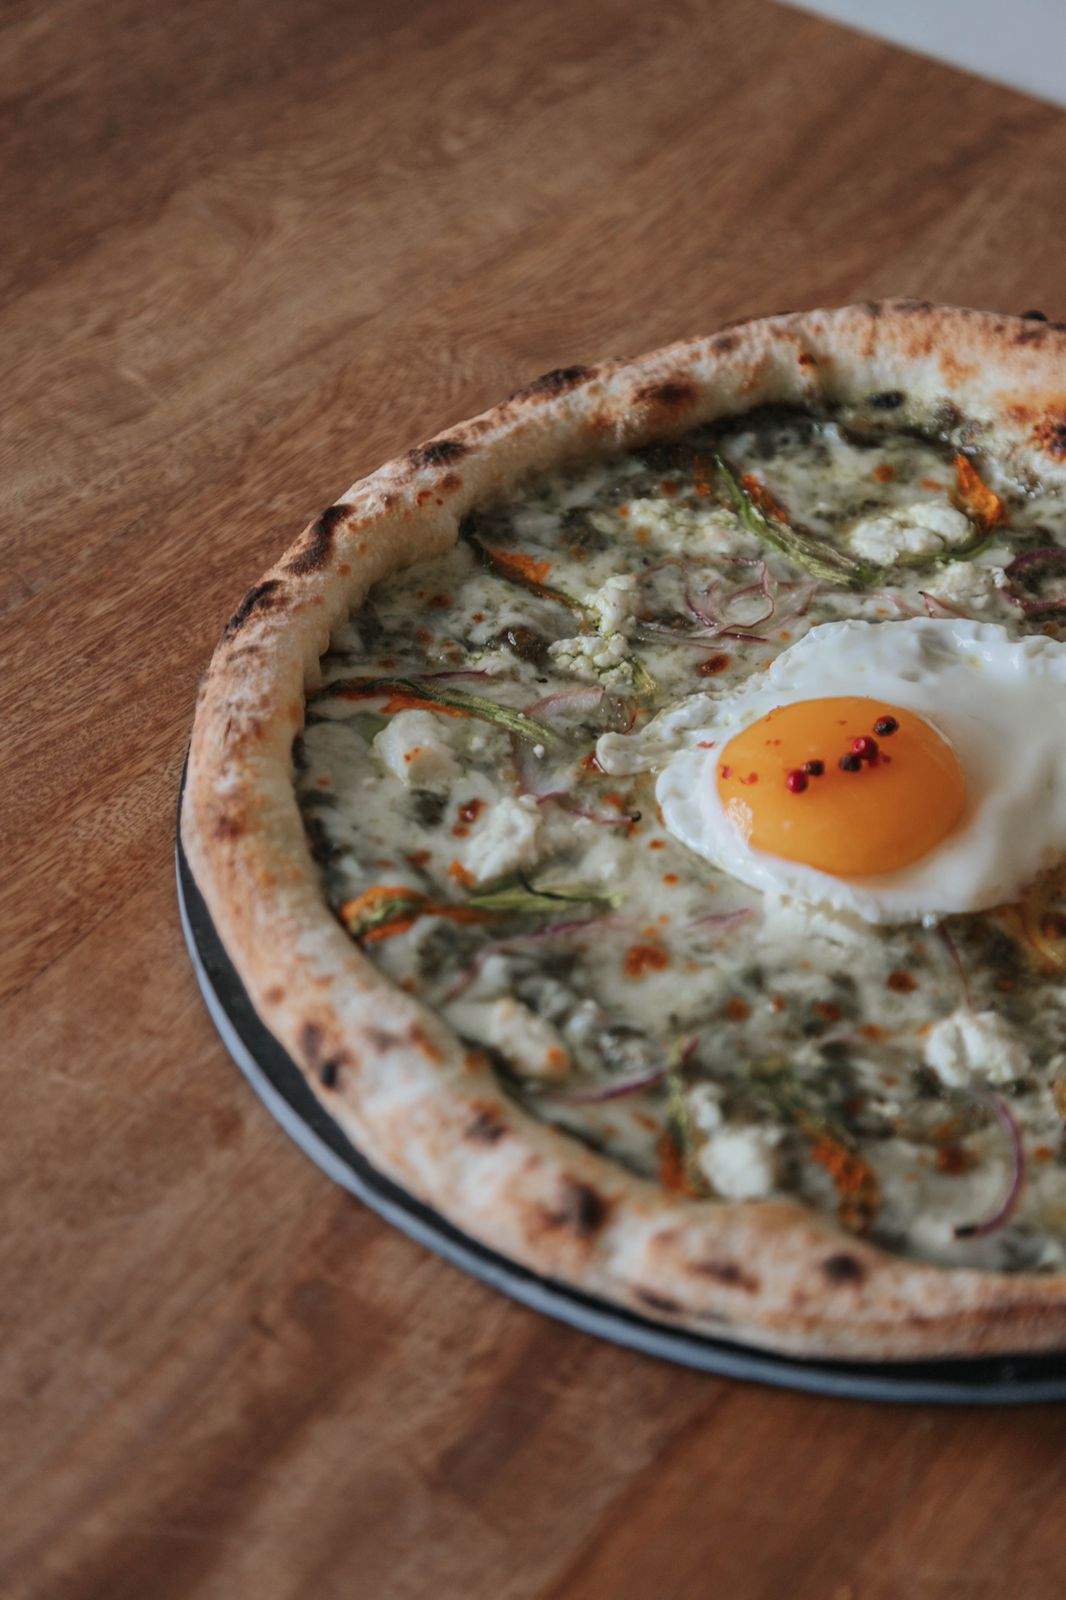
<box><xmin>584</xmin><ymin>572</ymin><xmax>640</xmax><ymax>637</ymax></box>
<box><xmin>923</xmin><ymin>556</ymin><xmax>1011</xmax><ymax>611</ymax></box>
<box><xmin>447</xmin><ymin>997</ymin><xmax>571</xmax><ymax>1080</ymax></box>
<box><xmin>697</xmin><ymin>1125</ymin><xmax>782</xmax><ymax>1200</ymax></box>
<box><xmin>461</xmin><ymin>795</ymin><xmax>542</xmax><ymax>883</ymax></box>
<box><xmin>372</xmin><ymin>711</ymin><xmax>459</xmax><ymax>790</ymax></box>
<box><xmin>923</xmin><ymin>1009</ymin><xmax>1027</xmax><ymax>1087</ymax></box>
<box><xmin>849</xmin><ymin>501</ymin><xmax>972</xmax><ymax>563</ymax></box>
<box><xmin>625</xmin><ymin>498</ymin><xmax>756</xmax><ymax>556</ymax></box>
<box><xmin>547</xmin><ymin>630</ymin><xmax>633</xmax><ymax>687</ymax></box>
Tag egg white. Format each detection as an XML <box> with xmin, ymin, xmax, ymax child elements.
<box><xmin>651</xmin><ymin>620</ymin><xmax>1066</xmax><ymax>924</ymax></box>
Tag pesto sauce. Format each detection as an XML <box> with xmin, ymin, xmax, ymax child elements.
<box><xmin>297</xmin><ymin>408</ymin><xmax>1066</xmax><ymax>1271</ymax></box>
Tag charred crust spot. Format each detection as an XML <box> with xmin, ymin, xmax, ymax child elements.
<box><xmin>822</xmin><ymin>1252</ymin><xmax>867</xmax><ymax>1285</ymax></box>
<box><xmin>513</xmin><ymin>365</ymin><xmax>593</xmax><ymax>400</ymax></box>
<box><xmin>212</xmin><ymin>812</ymin><xmax>244</xmax><ymax>841</ymax></box>
<box><xmin>695</xmin><ymin>1260</ymin><xmax>759</xmax><ymax>1293</ymax></box>
<box><xmin>636</xmin><ymin>377</ymin><xmax>699</xmax><ymax>408</ymax></box>
<box><xmin>1035</xmin><ymin>415</ymin><xmax>1066</xmax><ymax>457</ymax></box>
<box><xmin>867</xmin><ymin>389</ymin><xmax>905</xmax><ymax>410</ymax></box>
<box><xmin>407</xmin><ymin>437</ymin><xmax>468</xmax><ymax>470</ymax></box>
<box><xmin>1015</xmin><ymin>326</ymin><xmax>1047</xmax><ymax>345</ymax></box>
<box><xmin>711</xmin><ymin>332</ymin><xmax>739</xmax><ymax>354</ymax></box>
<box><xmin>300</xmin><ymin>1022</ymin><xmax>326</xmax><ymax>1068</ymax></box>
<box><xmin>635</xmin><ymin>1289</ymin><xmax>682</xmax><ymax>1315</ymax></box>
<box><xmin>296</xmin><ymin>1031</ymin><xmax>350</xmax><ymax>1093</ymax></box>
<box><xmin>1022</xmin><ymin>309</ymin><xmax>1048</xmax><ymax>321</ymax></box>
<box><xmin>567</xmin><ymin>1180</ymin><xmax>609</xmax><ymax>1236</ymax></box>
<box><xmin>263</xmin><ymin>987</ymin><xmax>284</xmax><ymax>1004</ymax></box>
<box><xmin>439</xmin><ymin>471</ymin><xmax>462</xmax><ymax>491</ymax></box>
<box><xmin>543</xmin><ymin>1178</ymin><xmax>611</xmax><ymax>1238</ymax></box>
<box><xmin>900</xmin><ymin>299</ymin><xmax>933</xmax><ymax>314</ymax></box>
<box><xmin>365</xmin><ymin>1027</ymin><xmax>404</xmax><ymax>1052</ymax></box>
<box><xmin>863</xmin><ymin>301</ymin><xmax>884</xmax><ymax>318</ymax></box>
<box><xmin>286</xmin><ymin>504</ymin><xmax>348</xmax><ymax>576</ymax></box>
<box><xmin>465</xmin><ymin>1104</ymin><xmax>507</xmax><ymax>1144</ymax></box>
<box><xmin>318</xmin><ymin>1056</ymin><xmax>346</xmax><ymax>1090</ymax></box>
<box><xmin>224</xmin><ymin>578</ymin><xmax>282</xmax><ymax>637</ymax></box>
<box><xmin>797</xmin><ymin>351</ymin><xmax>817</xmax><ymax>369</ymax></box>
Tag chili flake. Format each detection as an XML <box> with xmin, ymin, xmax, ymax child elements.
<box><xmin>624</xmin><ymin>943</ymin><xmax>670</xmax><ymax>979</ymax></box>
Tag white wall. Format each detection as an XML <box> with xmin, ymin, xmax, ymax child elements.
<box><xmin>785</xmin><ymin>0</ymin><xmax>1066</xmax><ymax>106</ymax></box>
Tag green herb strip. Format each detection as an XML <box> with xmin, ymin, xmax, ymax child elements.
<box><xmin>467</xmin><ymin>533</ymin><xmax>591</xmax><ymax>617</ymax></box>
<box><xmin>466</xmin><ymin>875</ymin><xmax>621</xmax><ymax>915</ymax></box>
<box><xmin>323</xmin><ymin>676</ymin><xmax>564</xmax><ymax>746</ymax></box>
<box><xmin>714</xmin><ymin>454</ymin><xmax>874</xmax><ymax>588</ymax></box>
<box><xmin>715</xmin><ymin>453</ymin><xmax>995</xmax><ymax>588</ymax></box>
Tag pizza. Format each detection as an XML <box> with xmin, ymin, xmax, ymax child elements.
<box><xmin>183</xmin><ymin>301</ymin><xmax>1066</xmax><ymax>1359</ymax></box>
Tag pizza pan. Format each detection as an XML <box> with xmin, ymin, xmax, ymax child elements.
<box><xmin>176</xmin><ymin>807</ymin><xmax>1066</xmax><ymax>1404</ymax></box>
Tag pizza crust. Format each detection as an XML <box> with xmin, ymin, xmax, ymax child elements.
<box><xmin>183</xmin><ymin>301</ymin><xmax>1066</xmax><ymax>1359</ymax></box>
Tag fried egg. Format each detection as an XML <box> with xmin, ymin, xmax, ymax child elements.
<box><xmin>651</xmin><ymin>620</ymin><xmax>1066</xmax><ymax>923</ymax></box>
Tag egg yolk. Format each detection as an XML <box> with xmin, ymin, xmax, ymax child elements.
<box><xmin>716</xmin><ymin>696</ymin><xmax>966</xmax><ymax>877</ymax></box>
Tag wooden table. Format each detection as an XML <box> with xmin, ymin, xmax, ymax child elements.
<box><xmin>4</xmin><ymin>2</ymin><xmax>1065</xmax><ymax>1594</ymax></box>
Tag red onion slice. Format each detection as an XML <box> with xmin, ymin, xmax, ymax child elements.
<box><xmin>686</xmin><ymin>561</ymin><xmax>776</xmax><ymax>638</ymax></box>
<box><xmin>725</xmin><ymin>553</ymin><xmax>771</xmax><ymax>570</ymax></box>
<box><xmin>526</xmin><ymin>685</ymin><xmax>606</xmax><ymax>720</ymax></box>
<box><xmin>679</xmin><ymin>608</ymin><xmax>769</xmax><ymax>644</ymax></box>
<box><xmin>684</xmin><ymin>582</ymin><xmax>722</xmax><ymax>629</ymax></box>
<box><xmin>512</xmin><ymin>736</ymin><xmax>567</xmax><ymax>799</ymax></box>
<box><xmin>552</xmin><ymin>1063</ymin><xmax>673</xmax><ymax>1105</ymax></box>
<box><xmin>550</xmin><ymin>1033</ymin><xmax>698</xmax><ymax>1105</ymax></box>
<box><xmin>920</xmin><ymin>590</ymin><xmax>970</xmax><ymax>619</ymax></box>
<box><xmin>1004</xmin><ymin>546</ymin><xmax>1066</xmax><ymax>615</ymax></box>
<box><xmin>937</xmin><ymin>924</ymin><xmax>972</xmax><ymax>1009</ymax></box>
<box><xmin>684</xmin><ymin>907</ymin><xmax>754</xmax><ymax>933</ymax></box>
<box><xmin>635</xmin><ymin>622</ymin><xmax>724</xmax><ymax>648</ymax></box>
<box><xmin>551</xmin><ymin>797</ymin><xmax>637</xmax><ymax>827</ymax></box>
<box><xmin>954</xmin><ymin>1095</ymin><xmax>1025</xmax><ymax>1239</ymax></box>
<box><xmin>777</xmin><ymin>580</ymin><xmax>818</xmax><ymax>621</ymax></box>
<box><xmin>1005</xmin><ymin>545</ymin><xmax>1066</xmax><ymax>574</ymax></box>
<box><xmin>885</xmin><ymin>591</ymin><xmax>922</xmax><ymax>618</ymax></box>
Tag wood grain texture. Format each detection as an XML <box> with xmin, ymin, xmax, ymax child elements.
<box><xmin>3</xmin><ymin>1</ymin><xmax>1065</xmax><ymax>1595</ymax></box>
